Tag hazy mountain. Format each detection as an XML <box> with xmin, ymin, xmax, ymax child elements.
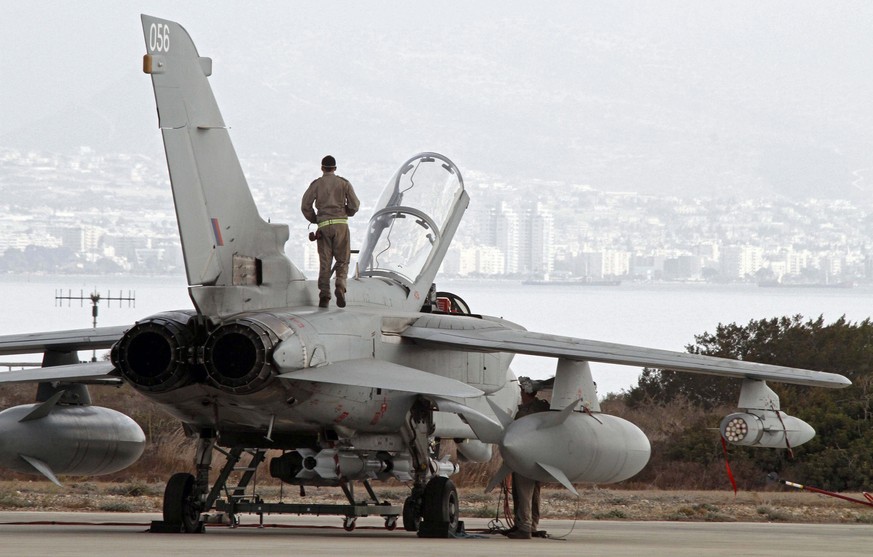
<box><xmin>2</xmin><ymin>2</ymin><xmax>872</xmax><ymax>199</ymax></box>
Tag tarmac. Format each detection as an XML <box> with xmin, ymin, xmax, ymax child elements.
<box><xmin>1</xmin><ymin>512</ymin><xmax>872</xmax><ymax>556</ymax></box>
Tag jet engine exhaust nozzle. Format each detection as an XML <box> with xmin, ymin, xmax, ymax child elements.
<box><xmin>112</xmin><ymin>311</ymin><xmax>200</xmax><ymax>393</ymax></box>
<box><xmin>203</xmin><ymin>318</ymin><xmax>280</xmax><ymax>395</ymax></box>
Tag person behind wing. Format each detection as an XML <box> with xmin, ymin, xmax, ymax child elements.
<box><xmin>507</xmin><ymin>376</ymin><xmax>551</xmax><ymax>539</ymax></box>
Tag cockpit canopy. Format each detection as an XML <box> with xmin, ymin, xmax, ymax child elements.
<box><xmin>357</xmin><ymin>153</ymin><xmax>467</xmax><ymax>290</ymax></box>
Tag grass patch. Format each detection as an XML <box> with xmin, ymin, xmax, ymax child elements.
<box><xmin>0</xmin><ymin>492</ymin><xmax>31</xmax><ymax>508</ymax></box>
<box><xmin>69</xmin><ymin>482</ymin><xmax>99</xmax><ymax>494</ymax></box>
<box><xmin>757</xmin><ymin>505</ymin><xmax>791</xmax><ymax>522</ymax></box>
<box><xmin>99</xmin><ymin>501</ymin><xmax>135</xmax><ymax>512</ymax></box>
<box><xmin>665</xmin><ymin>503</ymin><xmax>734</xmax><ymax>522</ymax></box>
<box><xmin>106</xmin><ymin>482</ymin><xmax>158</xmax><ymax>497</ymax></box>
<box><xmin>593</xmin><ymin>509</ymin><xmax>627</xmax><ymax>520</ymax></box>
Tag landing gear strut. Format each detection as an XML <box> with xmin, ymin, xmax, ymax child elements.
<box><xmin>401</xmin><ymin>399</ymin><xmax>463</xmax><ymax>538</ymax></box>
<box><xmin>152</xmin><ymin>439</ymin><xmax>403</xmax><ymax>533</ymax></box>
<box><xmin>402</xmin><ymin>485</ymin><xmax>424</xmax><ymax>532</ymax></box>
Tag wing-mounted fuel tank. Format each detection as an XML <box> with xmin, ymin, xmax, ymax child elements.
<box><xmin>501</xmin><ymin>408</ymin><xmax>650</xmax><ymax>487</ymax></box>
<box><xmin>0</xmin><ymin>386</ymin><xmax>145</xmax><ymax>484</ymax></box>
<box><xmin>498</xmin><ymin>359</ymin><xmax>650</xmax><ymax>490</ymax></box>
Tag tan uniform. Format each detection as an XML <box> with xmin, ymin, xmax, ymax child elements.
<box><xmin>512</xmin><ymin>396</ymin><xmax>550</xmax><ymax>534</ymax></box>
<box><xmin>301</xmin><ymin>173</ymin><xmax>360</xmax><ymax>300</ymax></box>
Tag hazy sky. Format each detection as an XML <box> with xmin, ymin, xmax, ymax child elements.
<box><xmin>3</xmin><ymin>1</ymin><xmax>873</xmax><ymax>197</ymax></box>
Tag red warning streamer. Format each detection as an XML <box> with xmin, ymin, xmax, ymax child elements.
<box><xmin>720</xmin><ymin>435</ymin><xmax>738</xmax><ymax>495</ymax></box>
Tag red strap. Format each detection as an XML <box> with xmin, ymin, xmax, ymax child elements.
<box><xmin>720</xmin><ymin>436</ymin><xmax>738</xmax><ymax>495</ymax></box>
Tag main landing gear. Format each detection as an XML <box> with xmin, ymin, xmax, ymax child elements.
<box><xmin>151</xmin><ymin>416</ymin><xmax>462</xmax><ymax>536</ymax></box>
<box><xmin>403</xmin><ymin>476</ymin><xmax>462</xmax><ymax>538</ymax></box>
<box><xmin>399</xmin><ymin>399</ymin><xmax>464</xmax><ymax>538</ymax></box>
<box><xmin>150</xmin><ymin>440</ymin><xmax>404</xmax><ymax>533</ymax></box>
<box><xmin>160</xmin><ymin>472</ymin><xmax>204</xmax><ymax>533</ymax></box>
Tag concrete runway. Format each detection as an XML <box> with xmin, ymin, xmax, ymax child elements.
<box><xmin>1</xmin><ymin>512</ymin><xmax>872</xmax><ymax>557</ymax></box>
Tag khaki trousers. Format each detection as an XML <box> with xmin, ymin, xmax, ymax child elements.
<box><xmin>317</xmin><ymin>223</ymin><xmax>350</xmax><ymax>298</ymax></box>
<box><xmin>512</xmin><ymin>473</ymin><xmax>541</xmax><ymax>533</ymax></box>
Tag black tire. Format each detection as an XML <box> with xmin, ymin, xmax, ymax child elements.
<box><xmin>402</xmin><ymin>495</ymin><xmax>421</xmax><ymax>532</ymax></box>
<box><xmin>163</xmin><ymin>472</ymin><xmax>202</xmax><ymax>533</ymax></box>
<box><xmin>421</xmin><ymin>477</ymin><xmax>459</xmax><ymax>533</ymax></box>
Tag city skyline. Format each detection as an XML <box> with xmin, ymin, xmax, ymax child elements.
<box><xmin>1</xmin><ymin>146</ymin><xmax>869</xmax><ymax>283</ymax></box>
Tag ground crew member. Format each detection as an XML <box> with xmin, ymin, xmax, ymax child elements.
<box><xmin>301</xmin><ymin>155</ymin><xmax>360</xmax><ymax>308</ymax></box>
<box><xmin>508</xmin><ymin>376</ymin><xmax>551</xmax><ymax>539</ymax></box>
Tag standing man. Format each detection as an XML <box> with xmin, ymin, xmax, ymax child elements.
<box><xmin>301</xmin><ymin>155</ymin><xmax>360</xmax><ymax>308</ymax></box>
<box><xmin>508</xmin><ymin>376</ymin><xmax>551</xmax><ymax>540</ymax></box>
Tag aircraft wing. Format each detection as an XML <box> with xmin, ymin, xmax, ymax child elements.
<box><xmin>0</xmin><ymin>326</ymin><xmax>129</xmax><ymax>356</ymax></box>
<box><xmin>0</xmin><ymin>361</ymin><xmax>118</xmax><ymax>384</ymax></box>
<box><xmin>401</xmin><ymin>323</ymin><xmax>851</xmax><ymax>389</ymax></box>
<box><xmin>278</xmin><ymin>358</ymin><xmax>484</xmax><ymax>398</ymax></box>
<box><xmin>0</xmin><ymin>326</ymin><xmax>127</xmax><ymax>384</ymax></box>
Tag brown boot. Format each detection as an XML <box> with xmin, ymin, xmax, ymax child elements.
<box><xmin>507</xmin><ymin>529</ymin><xmax>531</xmax><ymax>539</ymax></box>
<box><xmin>335</xmin><ymin>289</ymin><xmax>346</xmax><ymax>308</ymax></box>
<box><xmin>318</xmin><ymin>296</ymin><xmax>330</xmax><ymax>308</ymax></box>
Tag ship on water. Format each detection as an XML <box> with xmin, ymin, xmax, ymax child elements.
<box><xmin>522</xmin><ymin>274</ymin><xmax>621</xmax><ymax>286</ymax></box>
<box><xmin>758</xmin><ymin>279</ymin><xmax>854</xmax><ymax>289</ymax></box>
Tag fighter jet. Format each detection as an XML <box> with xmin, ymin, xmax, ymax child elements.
<box><xmin>0</xmin><ymin>15</ymin><xmax>851</xmax><ymax>537</ymax></box>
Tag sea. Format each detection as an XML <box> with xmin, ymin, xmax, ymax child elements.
<box><xmin>1</xmin><ymin>274</ymin><xmax>869</xmax><ymax>396</ymax></box>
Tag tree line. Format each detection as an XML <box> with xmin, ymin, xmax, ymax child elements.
<box><xmin>619</xmin><ymin>315</ymin><xmax>873</xmax><ymax>491</ymax></box>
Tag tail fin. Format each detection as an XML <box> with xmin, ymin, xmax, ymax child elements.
<box><xmin>141</xmin><ymin>15</ymin><xmax>305</xmax><ymax>315</ymax></box>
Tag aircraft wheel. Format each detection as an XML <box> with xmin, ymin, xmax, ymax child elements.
<box><xmin>422</xmin><ymin>476</ymin><xmax>459</xmax><ymax>534</ymax></box>
<box><xmin>402</xmin><ymin>495</ymin><xmax>421</xmax><ymax>532</ymax></box>
<box><xmin>163</xmin><ymin>472</ymin><xmax>202</xmax><ymax>533</ymax></box>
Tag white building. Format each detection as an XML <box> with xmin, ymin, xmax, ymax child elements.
<box><xmin>578</xmin><ymin>249</ymin><xmax>631</xmax><ymax>278</ymax></box>
<box><xmin>721</xmin><ymin>245</ymin><xmax>764</xmax><ymax>279</ymax></box>
<box><xmin>486</xmin><ymin>202</ymin><xmax>519</xmax><ymax>274</ymax></box>
<box><xmin>519</xmin><ymin>203</ymin><xmax>554</xmax><ymax>276</ymax></box>
<box><xmin>457</xmin><ymin>245</ymin><xmax>505</xmax><ymax>276</ymax></box>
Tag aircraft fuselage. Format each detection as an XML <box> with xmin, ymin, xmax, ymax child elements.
<box><xmin>113</xmin><ymin>302</ymin><xmax>516</xmax><ymax>448</ymax></box>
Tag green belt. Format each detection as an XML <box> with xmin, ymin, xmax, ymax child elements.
<box><xmin>317</xmin><ymin>218</ymin><xmax>348</xmax><ymax>228</ymax></box>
